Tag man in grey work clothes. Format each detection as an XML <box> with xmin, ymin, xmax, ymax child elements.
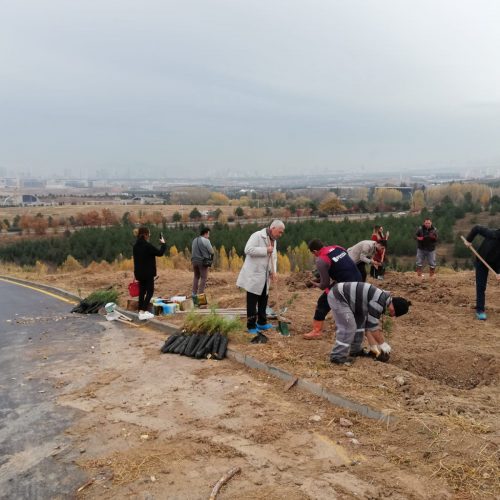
<box><xmin>327</xmin><ymin>282</ymin><xmax>410</xmax><ymax>365</ymax></box>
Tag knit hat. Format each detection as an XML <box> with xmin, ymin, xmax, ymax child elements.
<box><xmin>391</xmin><ymin>297</ymin><xmax>411</xmax><ymax>317</ymax></box>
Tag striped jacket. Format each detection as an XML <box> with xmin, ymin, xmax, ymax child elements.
<box><xmin>331</xmin><ymin>282</ymin><xmax>391</xmax><ymax>331</ymax></box>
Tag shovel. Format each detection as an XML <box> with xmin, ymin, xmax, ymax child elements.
<box><xmin>461</xmin><ymin>236</ymin><xmax>500</xmax><ymax>280</ymax></box>
<box><xmin>274</xmin><ymin>277</ymin><xmax>290</xmax><ymax>336</ymax></box>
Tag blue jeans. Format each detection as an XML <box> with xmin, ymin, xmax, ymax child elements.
<box><xmin>475</xmin><ymin>260</ymin><xmax>488</xmax><ymax>313</ymax></box>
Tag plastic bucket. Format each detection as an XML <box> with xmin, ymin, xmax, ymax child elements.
<box><xmin>162</xmin><ymin>303</ymin><xmax>177</xmax><ymax>315</ymax></box>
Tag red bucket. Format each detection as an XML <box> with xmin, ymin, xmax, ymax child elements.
<box><xmin>128</xmin><ymin>280</ymin><xmax>140</xmax><ymax>297</ymax></box>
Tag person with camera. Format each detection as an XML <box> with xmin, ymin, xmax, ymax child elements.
<box><xmin>415</xmin><ymin>218</ymin><xmax>438</xmax><ymax>278</ymax></box>
<box><xmin>191</xmin><ymin>227</ymin><xmax>214</xmax><ymax>299</ymax></box>
<box><xmin>133</xmin><ymin>227</ymin><xmax>166</xmax><ymax>320</ymax></box>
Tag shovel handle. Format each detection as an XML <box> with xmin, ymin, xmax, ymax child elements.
<box><xmin>461</xmin><ymin>236</ymin><xmax>499</xmax><ymax>278</ymax></box>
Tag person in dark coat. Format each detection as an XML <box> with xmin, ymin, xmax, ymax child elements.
<box><xmin>133</xmin><ymin>227</ymin><xmax>166</xmax><ymax>320</ymax></box>
<box><xmin>415</xmin><ymin>218</ymin><xmax>438</xmax><ymax>278</ymax></box>
<box><xmin>464</xmin><ymin>225</ymin><xmax>500</xmax><ymax>320</ymax></box>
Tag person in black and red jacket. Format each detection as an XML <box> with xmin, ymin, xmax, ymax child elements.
<box><xmin>415</xmin><ymin>218</ymin><xmax>438</xmax><ymax>278</ymax></box>
<box><xmin>303</xmin><ymin>239</ymin><xmax>362</xmax><ymax>340</ymax></box>
<box><xmin>133</xmin><ymin>227</ymin><xmax>166</xmax><ymax>320</ymax></box>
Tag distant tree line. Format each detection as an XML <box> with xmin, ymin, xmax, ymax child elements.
<box><xmin>0</xmin><ymin>196</ymin><xmax>487</xmax><ymax>270</ymax></box>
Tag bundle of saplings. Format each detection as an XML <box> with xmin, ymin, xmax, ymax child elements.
<box><xmin>160</xmin><ymin>310</ymin><xmax>242</xmax><ymax>360</ymax></box>
<box><xmin>160</xmin><ymin>332</ymin><xmax>229</xmax><ymax>360</ymax></box>
<box><xmin>71</xmin><ymin>288</ymin><xmax>119</xmax><ymax>314</ymax></box>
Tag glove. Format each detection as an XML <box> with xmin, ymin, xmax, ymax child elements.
<box><xmin>379</xmin><ymin>342</ymin><xmax>391</xmax><ymax>354</ymax></box>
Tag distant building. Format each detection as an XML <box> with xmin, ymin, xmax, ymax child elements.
<box><xmin>2</xmin><ymin>194</ymin><xmax>42</xmax><ymax>206</ymax></box>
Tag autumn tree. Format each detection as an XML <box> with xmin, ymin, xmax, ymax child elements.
<box><xmin>208</xmin><ymin>192</ymin><xmax>230</xmax><ymax>205</ymax></box>
<box><xmin>319</xmin><ymin>194</ymin><xmax>346</xmax><ymax>214</ymax></box>
<box><xmin>412</xmin><ymin>190</ymin><xmax>426</xmax><ymax>211</ymax></box>
<box><xmin>374</xmin><ymin>188</ymin><xmax>403</xmax><ymax>206</ymax></box>
<box><xmin>101</xmin><ymin>208</ymin><xmax>119</xmax><ymax>226</ymax></box>
<box><xmin>189</xmin><ymin>207</ymin><xmax>202</xmax><ymax>220</ymax></box>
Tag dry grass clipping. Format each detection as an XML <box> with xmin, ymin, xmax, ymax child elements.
<box><xmin>80</xmin><ymin>438</ymin><xmax>242</xmax><ymax>486</ymax></box>
<box><xmin>431</xmin><ymin>443</ymin><xmax>499</xmax><ymax>497</ymax></box>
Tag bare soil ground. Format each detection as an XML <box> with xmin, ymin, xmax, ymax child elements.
<box><xmin>2</xmin><ymin>261</ymin><xmax>499</xmax><ymax>498</ymax></box>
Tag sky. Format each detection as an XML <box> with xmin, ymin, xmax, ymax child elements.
<box><xmin>1</xmin><ymin>0</ymin><xmax>500</xmax><ymax>179</ymax></box>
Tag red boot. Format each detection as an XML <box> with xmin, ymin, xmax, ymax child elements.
<box><xmin>303</xmin><ymin>320</ymin><xmax>324</xmax><ymax>340</ymax></box>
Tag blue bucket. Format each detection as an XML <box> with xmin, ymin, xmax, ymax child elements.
<box><xmin>162</xmin><ymin>303</ymin><xmax>177</xmax><ymax>315</ymax></box>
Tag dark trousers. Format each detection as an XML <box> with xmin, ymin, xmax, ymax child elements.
<box><xmin>192</xmin><ymin>263</ymin><xmax>209</xmax><ymax>294</ymax></box>
<box><xmin>357</xmin><ymin>262</ymin><xmax>367</xmax><ymax>282</ymax></box>
<box><xmin>370</xmin><ymin>263</ymin><xmax>385</xmax><ymax>278</ymax></box>
<box><xmin>475</xmin><ymin>260</ymin><xmax>488</xmax><ymax>313</ymax></box>
<box><xmin>138</xmin><ymin>277</ymin><xmax>155</xmax><ymax>311</ymax></box>
<box><xmin>314</xmin><ymin>292</ymin><xmax>331</xmax><ymax>321</ymax></box>
<box><xmin>246</xmin><ymin>283</ymin><xmax>268</xmax><ymax>329</ymax></box>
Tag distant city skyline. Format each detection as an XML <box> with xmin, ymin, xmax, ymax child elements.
<box><xmin>1</xmin><ymin>1</ymin><xmax>500</xmax><ymax>178</ymax></box>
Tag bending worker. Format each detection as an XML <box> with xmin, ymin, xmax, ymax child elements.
<box><xmin>327</xmin><ymin>281</ymin><xmax>411</xmax><ymax>365</ymax></box>
<box><xmin>347</xmin><ymin>239</ymin><xmax>387</xmax><ymax>282</ymax></box>
<box><xmin>303</xmin><ymin>239</ymin><xmax>362</xmax><ymax>340</ymax></box>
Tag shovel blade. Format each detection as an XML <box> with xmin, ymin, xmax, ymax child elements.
<box><xmin>277</xmin><ymin>321</ymin><xmax>290</xmax><ymax>336</ymax></box>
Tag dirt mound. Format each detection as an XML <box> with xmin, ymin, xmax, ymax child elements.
<box><xmin>395</xmin><ymin>349</ymin><xmax>498</xmax><ymax>389</ymax></box>
<box><xmin>285</xmin><ymin>271</ymin><xmax>312</xmax><ymax>290</ymax></box>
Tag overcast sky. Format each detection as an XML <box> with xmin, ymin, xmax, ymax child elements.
<box><xmin>1</xmin><ymin>0</ymin><xmax>499</xmax><ymax>178</ymax></box>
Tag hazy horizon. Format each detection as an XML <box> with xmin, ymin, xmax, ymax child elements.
<box><xmin>1</xmin><ymin>1</ymin><xmax>500</xmax><ymax>178</ymax></box>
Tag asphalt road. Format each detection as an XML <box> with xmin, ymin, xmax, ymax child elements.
<box><xmin>0</xmin><ymin>279</ymin><xmax>103</xmax><ymax>499</ymax></box>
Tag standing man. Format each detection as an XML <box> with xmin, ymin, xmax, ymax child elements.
<box><xmin>191</xmin><ymin>227</ymin><xmax>214</xmax><ymax>299</ymax></box>
<box><xmin>327</xmin><ymin>282</ymin><xmax>411</xmax><ymax>365</ymax></box>
<box><xmin>347</xmin><ymin>239</ymin><xmax>386</xmax><ymax>282</ymax></box>
<box><xmin>415</xmin><ymin>218</ymin><xmax>438</xmax><ymax>278</ymax></box>
<box><xmin>464</xmin><ymin>225</ymin><xmax>500</xmax><ymax>320</ymax></box>
<box><xmin>303</xmin><ymin>239</ymin><xmax>362</xmax><ymax>340</ymax></box>
<box><xmin>237</xmin><ymin>220</ymin><xmax>285</xmax><ymax>335</ymax></box>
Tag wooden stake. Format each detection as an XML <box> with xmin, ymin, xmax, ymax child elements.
<box><xmin>209</xmin><ymin>466</ymin><xmax>241</xmax><ymax>500</ymax></box>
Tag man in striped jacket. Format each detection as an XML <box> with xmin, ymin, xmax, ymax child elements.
<box><xmin>327</xmin><ymin>282</ymin><xmax>410</xmax><ymax>365</ymax></box>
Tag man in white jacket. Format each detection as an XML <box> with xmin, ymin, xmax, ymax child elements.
<box><xmin>348</xmin><ymin>239</ymin><xmax>386</xmax><ymax>282</ymax></box>
<box><xmin>237</xmin><ymin>220</ymin><xmax>285</xmax><ymax>334</ymax></box>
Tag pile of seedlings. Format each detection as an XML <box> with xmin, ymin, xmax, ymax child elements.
<box><xmin>160</xmin><ymin>309</ymin><xmax>242</xmax><ymax>361</ymax></box>
<box><xmin>71</xmin><ymin>288</ymin><xmax>119</xmax><ymax>314</ymax></box>
<box><xmin>160</xmin><ymin>332</ymin><xmax>228</xmax><ymax>360</ymax></box>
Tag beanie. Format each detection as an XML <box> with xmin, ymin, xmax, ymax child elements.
<box><xmin>391</xmin><ymin>297</ymin><xmax>411</xmax><ymax>317</ymax></box>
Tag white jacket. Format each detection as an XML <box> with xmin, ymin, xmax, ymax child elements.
<box><xmin>236</xmin><ymin>228</ymin><xmax>277</xmax><ymax>295</ymax></box>
<box><xmin>347</xmin><ymin>240</ymin><xmax>377</xmax><ymax>265</ymax></box>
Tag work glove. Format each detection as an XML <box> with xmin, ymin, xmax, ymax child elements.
<box><xmin>379</xmin><ymin>342</ymin><xmax>391</xmax><ymax>354</ymax></box>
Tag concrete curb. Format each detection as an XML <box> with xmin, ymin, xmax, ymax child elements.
<box><xmin>1</xmin><ymin>275</ymin><xmax>395</xmax><ymax>423</ymax></box>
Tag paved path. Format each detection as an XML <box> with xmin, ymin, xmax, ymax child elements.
<box><xmin>0</xmin><ymin>279</ymin><xmax>103</xmax><ymax>499</ymax></box>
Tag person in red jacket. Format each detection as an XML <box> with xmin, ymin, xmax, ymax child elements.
<box><xmin>370</xmin><ymin>225</ymin><xmax>389</xmax><ymax>280</ymax></box>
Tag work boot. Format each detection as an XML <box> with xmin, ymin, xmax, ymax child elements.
<box><xmin>416</xmin><ymin>266</ymin><xmax>423</xmax><ymax>278</ymax></box>
<box><xmin>331</xmin><ymin>357</ymin><xmax>355</xmax><ymax>366</ymax></box>
<box><xmin>429</xmin><ymin>268</ymin><xmax>436</xmax><ymax>279</ymax></box>
<box><xmin>303</xmin><ymin>320</ymin><xmax>324</xmax><ymax>340</ymax></box>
